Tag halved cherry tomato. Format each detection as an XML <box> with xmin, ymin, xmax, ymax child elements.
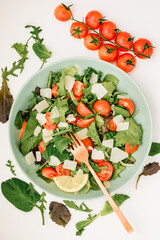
<box><xmin>81</xmin><ymin>137</ymin><xmax>94</xmax><ymax>153</ymax></box>
<box><xmin>93</xmin><ymin>100</ymin><xmax>111</xmax><ymax>116</ymax></box>
<box><xmin>125</xmin><ymin>143</ymin><xmax>139</xmax><ymax>154</ymax></box>
<box><xmin>92</xmin><ymin>157</ymin><xmax>104</xmax><ymax>163</ymax></box>
<box><xmin>19</xmin><ymin>121</ymin><xmax>27</xmax><ymax>140</ymax></box>
<box><xmin>55</xmin><ymin>164</ymin><xmax>71</xmax><ymax>176</ymax></box>
<box><xmin>85</xmin><ymin>10</ymin><xmax>103</xmax><ymax>29</ymax></box>
<box><xmin>133</xmin><ymin>38</ymin><xmax>153</xmax><ymax>59</ymax></box>
<box><xmin>51</xmin><ymin>85</ymin><xmax>59</xmax><ymax>98</ymax></box>
<box><xmin>117</xmin><ymin>99</ymin><xmax>134</xmax><ymax>115</ymax></box>
<box><xmin>98</xmin><ymin>44</ymin><xmax>118</xmax><ymax>62</ymax></box>
<box><xmin>70</xmin><ymin>22</ymin><xmax>88</xmax><ymax>39</ymax></box>
<box><xmin>74</xmin><ymin>95</ymin><xmax>83</xmax><ymax>101</ymax></box>
<box><xmin>75</xmin><ymin>159</ymin><xmax>81</xmax><ymax>167</ymax></box>
<box><xmin>72</xmin><ymin>81</ymin><xmax>85</xmax><ymax>96</ymax></box>
<box><xmin>116</xmin><ymin>53</ymin><xmax>136</xmax><ymax>73</ymax></box>
<box><xmin>76</xmin><ymin>118</ymin><xmax>95</xmax><ymax>128</ymax></box>
<box><xmin>108</xmin><ymin>119</ymin><xmax>117</xmax><ymax>131</ymax></box>
<box><xmin>38</xmin><ymin>141</ymin><xmax>46</xmax><ymax>154</ymax></box>
<box><xmin>43</xmin><ymin>112</ymin><xmax>57</xmax><ymax>130</ymax></box>
<box><xmin>42</xmin><ymin>167</ymin><xmax>57</xmax><ymax>180</ymax></box>
<box><xmin>77</xmin><ymin>102</ymin><xmax>93</xmax><ymax>117</ymax></box>
<box><xmin>96</xmin><ymin>161</ymin><xmax>113</xmax><ymax>181</ymax></box>
<box><xmin>54</xmin><ymin>4</ymin><xmax>72</xmax><ymax>22</ymax></box>
<box><xmin>84</xmin><ymin>33</ymin><xmax>102</xmax><ymax>50</ymax></box>
<box><xmin>115</xmin><ymin>32</ymin><xmax>132</xmax><ymax>51</ymax></box>
<box><xmin>99</xmin><ymin>21</ymin><xmax>117</xmax><ymax>40</ymax></box>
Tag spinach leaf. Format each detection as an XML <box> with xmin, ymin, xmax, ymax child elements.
<box><xmin>63</xmin><ymin>200</ymin><xmax>92</xmax><ymax>212</ymax></box>
<box><xmin>54</xmin><ymin>98</ymin><xmax>69</xmax><ymax>122</ymax></box>
<box><xmin>89</xmin><ymin>175</ymin><xmax>100</xmax><ymax>191</ymax></box>
<box><xmin>102</xmin><ymin>81</ymin><xmax>116</xmax><ymax>100</ymax></box>
<box><xmin>12</xmin><ymin>43</ymin><xmax>28</xmax><ymax>58</ymax></box>
<box><xmin>110</xmin><ymin>162</ymin><xmax>126</xmax><ymax>180</ymax></box>
<box><xmin>76</xmin><ymin>214</ymin><xmax>99</xmax><ymax>236</ymax></box>
<box><xmin>149</xmin><ymin>142</ymin><xmax>160</xmax><ymax>156</ymax></box>
<box><xmin>87</xmin><ymin>122</ymin><xmax>102</xmax><ymax>146</ymax></box>
<box><xmin>100</xmin><ymin>194</ymin><xmax>129</xmax><ymax>216</ymax></box>
<box><xmin>14</xmin><ymin>110</ymin><xmax>23</xmax><ymax>129</ymax></box>
<box><xmin>21</xmin><ymin>131</ymin><xmax>42</xmax><ymax>155</ymax></box>
<box><xmin>6</xmin><ymin>160</ymin><xmax>16</xmax><ymax>176</ymax></box>
<box><xmin>32</xmin><ymin>43</ymin><xmax>51</xmax><ymax>68</ymax></box>
<box><xmin>113</xmin><ymin>106</ymin><xmax>130</xmax><ymax>118</ymax></box>
<box><xmin>103</xmin><ymin>74</ymin><xmax>119</xmax><ymax>85</ymax></box>
<box><xmin>54</xmin><ymin>135</ymin><xmax>70</xmax><ymax>154</ymax></box>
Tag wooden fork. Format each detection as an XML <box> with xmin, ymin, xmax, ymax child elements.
<box><xmin>66</xmin><ymin>132</ymin><xmax>133</xmax><ymax>234</ymax></box>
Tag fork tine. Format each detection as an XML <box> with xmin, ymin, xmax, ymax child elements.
<box><xmin>66</xmin><ymin>133</ymin><xmax>78</xmax><ymax>148</ymax></box>
<box><xmin>73</xmin><ymin>133</ymin><xmax>83</xmax><ymax>145</ymax></box>
<box><xmin>68</xmin><ymin>133</ymin><xmax>79</xmax><ymax>147</ymax></box>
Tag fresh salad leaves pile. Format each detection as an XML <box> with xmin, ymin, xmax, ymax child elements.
<box><xmin>14</xmin><ymin>65</ymin><xmax>143</xmax><ymax>193</ymax></box>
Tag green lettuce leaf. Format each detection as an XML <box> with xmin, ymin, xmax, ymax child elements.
<box><xmin>54</xmin><ymin>135</ymin><xmax>70</xmax><ymax>153</ymax></box>
<box><xmin>103</xmin><ymin>74</ymin><xmax>119</xmax><ymax>85</ymax></box>
<box><xmin>87</xmin><ymin>122</ymin><xmax>101</xmax><ymax>146</ymax></box>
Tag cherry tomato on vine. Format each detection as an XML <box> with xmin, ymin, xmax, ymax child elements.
<box><xmin>125</xmin><ymin>143</ymin><xmax>139</xmax><ymax>154</ymax></box>
<box><xmin>85</xmin><ymin>10</ymin><xmax>103</xmax><ymax>29</ymax></box>
<box><xmin>51</xmin><ymin>85</ymin><xmax>59</xmax><ymax>98</ymax></box>
<box><xmin>77</xmin><ymin>102</ymin><xmax>93</xmax><ymax>117</ymax></box>
<box><xmin>115</xmin><ymin>32</ymin><xmax>132</xmax><ymax>51</ymax></box>
<box><xmin>55</xmin><ymin>164</ymin><xmax>71</xmax><ymax>176</ymax></box>
<box><xmin>81</xmin><ymin>137</ymin><xmax>94</xmax><ymax>153</ymax></box>
<box><xmin>116</xmin><ymin>53</ymin><xmax>136</xmax><ymax>73</ymax></box>
<box><xmin>99</xmin><ymin>21</ymin><xmax>117</xmax><ymax>40</ymax></box>
<box><xmin>43</xmin><ymin>112</ymin><xmax>57</xmax><ymax>130</ymax></box>
<box><xmin>70</xmin><ymin>22</ymin><xmax>88</xmax><ymax>39</ymax></box>
<box><xmin>98</xmin><ymin>44</ymin><xmax>118</xmax><ymax>62</ymax></box>
<box><xmin>93</xmin><ymin>100</ymin><xmax>111</xmax><ymax>116</ymax></box>
<box><xmin>108</xmin><ymin>119</ymin><xmax>117</xmax><ymax>131</ymax></box>
<box><xmin>117</xmin><ymin>99</ymin><xmax>135</xmax><ymax>115</ymax></box>
<box><xmin>96</xmin><ymin>161</ymin><xmax>113</xmax><ymax>181</ymax></box>
<box><xmin>38</xmin><ymin>141</ymin><xmax>46</xmax><ymax>154</ymax></box>
<box><xmin>54</xmin><ymin>4</ymin><xmax>72</xmax><ymax>22</ymax></box>
<box><xmin>72</xmin><ymin>81</ymin><xmax>85</xmax><ymax>96</ymax></box>
<box><xmin>84</xmin><ymin>33</ymin><xmax>102</xmax><ymax>50</ymax></box>
<box><xmin>133</xmin><ymin>38</ymin><xmax>153</xmax><ymax>59</ymax></box>
<box><xmin>42</xmin><ymin>167</ymin><xmax>57</xmax><ymax>180</ymax></box>
<box><xmin>76</xmin><ymin>118</ymin><xmax>95</xmax><ymax>128</ymax></box>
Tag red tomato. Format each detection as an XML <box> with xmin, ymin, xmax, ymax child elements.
<box><xmin>72</xmin><ymin>81</ymin><xmax>85</xmax><ymax>96</ymax></box>
<box><xmin>51</xmin><ymin>85</ymin><xmax>59</xmax><ymax>98</ymax></box>
<box><xmin>19</xmin><ymin>121</ymin><xmax>27</xmax><ymax>140</ymax></box>
<box><xmin>74</xmin><ymin>95</ymin><xmax>83</xmax><ymax>101</ymax></box>
<box><xmin>116</xmin><ymin>53</ymin><xmax>136</xmax><ymax>73</ymax></box>
<box><xmin>100</xmin><ymin>21</ymin><xmax>117</xmax><ymax>40</ymax></box>
<box><xmin>84</xmin><ymin>33</ymin><xmax>102</xmax><ymax>50</ymax></box>
<box><xmin>96</xmin><ymin>161</ymin><xmax>113</xmax><ymax>181</ymax></box>
<box><xmin>133</xmin><ymin>38</ymin><xmax>153</xmax><ymax>59</ymax></box>
<box><xmin>125</xmin><ymin>143</ymin><xmax>139</xmax><ymax>154</ymax></box>
<box><xmin>98</xmin><ymin>44</ymin><xmax>118</xmax><ymax>62</ymax></box>
<box><xmin>108</xmin><ymin>119</ymin><xmax>117</xmax><ymax>131</ymax></box>
<box><xmin>42</xmin><ymin>167</ymin><xmax>57</xmax><ymax>179</ymax></box>
<box><xmin>55</xmin><ymin>164</ymin><xmax>71</xmax><ymax>176</ymax></box>
<box><xmin>77</xmin><ymin>102</ymin><xmax>93</xmax><ymax>117</ymax></box>
<box><xmin>38</xmin><ymin>141</ymin><xmax>46</xmax><ymax>154</ymax></box>
<box><xmin>43</xmin><ymin>112</ymin><xmax>57</xmax><ymax>130</ymax></box>
<box><xmin>70</xmin><ymin>22</ymin><xmax>88</xmax><ymax>39</ymax></box>
<box><xmin>76</xmin><ymin>118</ymin><xmax>95</xmax><ymax>128</ymax></box>
<box><xmin>93</xmin><ymin>100</ymin><xmax>111</xmax><ymax>116</ymax></box>
<box><xmin>117</xmin><ymin>99</ymin><xmax>134</xmax><ymax>115</ymax></box>
<box><xmin>85</xmin><ymin>10</ymin><xmax>103</xmax><ymax>29</ymax></box>
<box><xmin>115</xmin><ymin>32</ymin><xmax>132</xmax><ymax>51</ymax></box>
<box><xmin>75</xmin><ymin>159</ymin><xmax>81</xmax><ymax>167</ymax></box>
<box><xmin>54</xmin><ymin>4</ymin><xmax>72</xmax><ymax>22</ymax></box>
<box><xmin>81</xmin><ymin>137</ymin><xmax>94</xmax><ymax>153</ymax></box>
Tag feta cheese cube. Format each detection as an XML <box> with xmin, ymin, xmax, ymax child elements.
<box><xmin>76</xmin><ymin>128</ymin><xmax>88</xmax><ymax>140</ymax></box>
<box><xmin>117</xmin><ymin>122</ymin><xmax>129</xmax><ymax>131</ymax></box>
<box><xmin>102</xmin><ymin>139</ymin><xmax>114</xmax><ymax>148</ymax></box>
<box><xmin>110</xmin><ymin>147</ymin><xmax>128</xmax><ymax>163</ymax></box>
<box><xmin>42</xmin><ymin>129</ymin><xmax>53</xmax><ymax>143</ymax></box>
<box><xmin>113</xmin><ymin>114</ymin><xmax>124</xmax><ymax>126</ymax></box>
<box><xmin>40</xmin><ymin>88</ymin><xmax>52</xmax><ymax>99</ymax></box>
<box><xmin>34</xmin><ymin>126</ymin><xmax>42</xmax><ymax>136</ymax></box>
<box><xmin>89</xmin><ymin>73</ymin><xmax>98</xmax><ymax>84</ymax></box>
<box><xmin>36</xmin><ymin>151</ymin><xmax>41</xmax><ymax>162</ymax></box>
<box><xmin>50</xmin><ymin>106</ymin><xmax>60</xmax><ymax>119</ymax></box>
<box><xmin>66</xmin><ymin>114</ymin><xmax>76</xmax><ymax>123</ymax></box>
<box><xmin>57</xmin><ymin>122</ymin><xmax>69</xmax><ymax>128</ymax></box>
<box><xmin>91</xmin><ymin>149</ymin><xmax>104</xmax><ymax>160</ymax></box>
<box><xmin>76</xmin><ymin>169</ymin><xmax>83</xmax><ymax>175</ymax></box>
<box><xmin>36</xmin><ymin>113</ymin><xmax>46</xmax><ymax>125</ymax></box>
<box><xmin>64</xmin><ymin>76</ymin><xmax>75</xmax><ymax>92</ymax></box>
<box><xmin>34</xmin><ymin>100</ymin><xmax>49</xmax><ymax>113</ymax></box>
<box><xmin>63</xmin><ymin>160</ymin><xmax>77</xmax><ymax>171</ymax></box>
<box><xmin>50</xmin><ymin>156</ymin><xmax>61</xmax><ymax>166</ymax></box>
<box><xmin>91</xmin><ymin>83</ymin><xmax>108</xmax><ymax>100</ymax></box>
<box><xmin>25</xmin><ymin>152</ymin><xmax>36</xmax><ymax>165</ymax></box>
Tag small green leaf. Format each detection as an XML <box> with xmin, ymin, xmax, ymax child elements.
<box><xmin>6</xmin><ymin>160</ymin><xmax>16</xmax><ymax>176</ymax></box>
<box><xmin>14</xmin><ymin>110</ymin><xmax>23</xmax><ymax>129</ymax></box>
<box><xmin>12</xmin><ymin>43</ymin><xmax>28</xmax><ymax>58</ymax></box>
<box><xmin>149</xmin><ymin>142</ymin><xmax>160</xmax><ymax>156</ymax></box>
<box><xmin>76</xmin><ymin>214</ymin><xmax>99</xmax><ymax>236</ymax></box>
<box><xmin>63</xmin><ymin>200</ymin><xmax>93</xmax><ymax>212</ymax></box>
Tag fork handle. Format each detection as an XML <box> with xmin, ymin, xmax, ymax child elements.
<box><xmin>86</xmin><ymin>162</ymin><xmax>133</xmax><ymax>233</ymax></box>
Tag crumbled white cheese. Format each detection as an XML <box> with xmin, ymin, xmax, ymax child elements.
<box><xmin>113</xmin><ymin>114</ymin><xmax>124</xmax><ymax>126</ymax></box>
<box><xmin>40</xmin><ymin>88</ymin><xmax>52</xmax><ymax>99</ymax></box>
<box><xmin>34</xmin><ymin>126</ymin><xmax>41</xmax><ymax>136</ymax></box>
<box><xmin>76</xmin><ymin>128</ymin><xmax>88</xmax><ymax>140</ymax></box>
<box><xmin>42</xmin><ymin>129</ymin><xmax>53</xmax><ymax>143</ymax></box>
<box><xmin>102</xmin><ymin>139</ymin><xmax>114</xmax><ymax>149</ymax></box>
<box><xmin>63</xmin><ymin>160</ymin><xmax>77</xmax><ymax>170</ymax></box>
<box><xmin>58</xmin><ymin>122</ymin><xmax>69</xmax><ymax>128</ymax></box>
<box><xmin>66</xmin><ymin>114</ymin><xmax>76</xmax><ymax>123</ymax></box>
<box><xmin>91</xmin><ymin>83</ymin><xmax>108</xmax><ymax>100</ymax></box>
<box><xmin>50</xmin><ymin>156</ymin><xmax>61</xmax><ymax>166</ymax></box>
<box><xmin>89</xmin><ymin>72</ymin><xmax>98</xmax><ymax>84</ymax></box>
<box><xmin>75</xmin><ymin>64</ymin><xmax>83</xmax><ymax>75</ymax></box>
<box><xmin>76</xmin><ymin>169</ymin><xmax>83</xmax><ymax>175</ymax></box>
<box><xmin>117</xmin><ymin>122</ymin><xmax>129</xmax><ymax>131</ymax></box>
<box><xmin>91</xmin><ymin>149</ymin><xmax>104</xmax><ymax>160</ymax></box>
<box><xmin>111</xmin><ymin>104</ymin><xmax>115</xmax><ymax>116</ymax></box>
<box><xmin>34</xmin><ymin>100</ymin><xmax>49</xmax><ymax>113</ymax></box>
<box><xmin>25</xmin><ymin>152</ymin><xmax>36</xmax><ymax>165</ymax></box>
<box><xmin>88</xmin><ymin>146</ymin><xmax>93</xmax><ymax>151</ymax></box>
<box><xmin>50</xmin><ymin>106</ymin><xmax>60</xmax><ymax>119</ymax></box>
<box><xmin>110</xmin><ymin>147</ymin><xmax>128</xmax><ymax>163</ymax></box>
<box><xmin>36</xmin><ymin>151</ymin><xmax>41</xmax><ymax>162</ymax></box>
<box><xmin>64</xmin><ymin>76</ymin><xmax>75</xmax><ymax>92</ymax></box>
<box><xmin>36</xmin><ymin>113</ymin><xmax>46</xmax><ymax>125</ymax></box>
<box><xmin>103</xmin><ymin>181</ymin><xmax>111</xmax><ymax>189</ymax></box>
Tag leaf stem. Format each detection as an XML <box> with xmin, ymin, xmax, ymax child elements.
<box><xmin>35</xmin><ymin>204</ymin><xmax>45</xmax><ymax>225</ymax></box>
<box><xmin>27</xmin><ymin>159</ymin><xmax>50</xmax><ymax>174</ymax></box>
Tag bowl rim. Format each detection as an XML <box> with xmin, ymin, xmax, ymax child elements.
<box><xmin>8</xmin><ymin>56</ymin><xmax>152</xmax><ymax>199</ymax></box>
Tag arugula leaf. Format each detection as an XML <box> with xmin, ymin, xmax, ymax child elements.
<box><xmin>76</xmin><ymin>214</ymin><xmax>99</xmax><ymax>236</ymax></box>
<box><xmin>110</xmin><ymin>162</ymin><xmax>126</xmax><ymax>180</ymax></box>
<box><xmin>82</xmin><ymin>85</ymin><xmax>97</xmax><ymax>106</ymax></box>
<box><xmin>103</xmin><ymin>74</ymin><xmax>119</xmax><ymax>85</ymax></box>
<box><xmin>37</xmin><ymin>192</ymin><xmax>47</xmax><ymax>225</ymax></box>
<box><xmin>12</xmin><ymin>43</ymin><xmax>28</xmax><ymax>58</ymax></box>
<box><xmin>14</xmin><ymin>110</ymin><xmax>23</xmax><ymax>129</ymax></box>
<box><xmin>100</xmin><ymin>194</ymin><xmax>129</xmax><ymax>216</ymax></box>
<box><xmin>87</xmin><ymin>122</ymin><xmax>101</xmax><ymax>146</ymax></box>
<box><xmin>6</xmin><ymin>160</ymin><xmax>16</xmax><ymax>176</ymax></box>
<box><xmin>25</xmin><ymin>25</ymin><xmax>43</xmax><ymax>43</ymax></box>
<box><xmin>32</xmin><ymin>43</ymin><xmax>51</xmax><ymax>69</ymax></box>
<box><xmin>115</xmin><ymin>118</ymin><xmax>143</xmax><ymax>147</ymax></box>
<box><xmin>90</xmin><ymin>161</ymin><xmax>101</xmax><ymax>173</ymax></box>
<box><xmin>149</xmin><ymin>142</ymin><xmax>160</xmax><ymax>156</ymax></box>
<box><xmin>63</xmin><ymin>200</ymin><xmax>92</xmax><ymax>212</ymax></box>
<box><xmin>54</xmin><ymin>135</ymin><xmax>70</xmax><ymax>154</ymax></box>
<box><xmin>21</xmin><ymin>131</ymin><xmax>42</xmax><ymax>156</ymax></box>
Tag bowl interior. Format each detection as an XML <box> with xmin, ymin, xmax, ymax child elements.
<box><xmin>9</xmin><ymin>57</ymin><xmax>152</xmax><ymax>199</ymax></box>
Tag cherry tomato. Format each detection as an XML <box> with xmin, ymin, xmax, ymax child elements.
<box><xmin>76</xmin><ymin>118</ymin><xmax>95</xmax><ymax>128</ymax></box>
<box><xmin>75</xmin><ymin>159</ymin><xmax>81</xmax><ymax>167</ymax></box>
<box><xmin>55</xmin><ymin>164</ymin><xmax>71</xmax><ymax>176</ymax></box>
<box><xmin>115</xmin><ymin>32</ymin><xmax>132</xmax><ymax>51</ymax></box>
<box><xmin>96</xmin><ymin>161</ymin><xmax>113</xmax><ymax>181</ymax></box>
<box><xmin>116</xmin><ymin>53</ymin><xmax>136</xmax><ymax>73</ymax></box>
<box><xmin>92</xmin><ymin>158</ymin><xmax>104</xmax><ymax>163</ymax></box>
<box><xmin>108</xmin><ymin>119</ymin><xmax>117</xmax><ymax>131</ymax></box>
<box><xmin>133</xmin><ymin>38</ymin><xmax>153</xmax><ymax>59</ymax></box>
<box><xmin>43</xmin><ymin>112</ymin><xmax>57</xmax><ymax>130</ymax></box>
<box><xmin>42</xmin><ymin>167</ymin><xmax>57</xmax><ymax>180</ymax></box>
<box><xmin>85</xmin><ymin>10</ymin><xmax>103</xmax><ymax>29</ymax></box>
<box><xmin>74</xmin><ymin>95</ymin><xmax>83</xmax><ymax>101</ymax></box>
<box><xmin>38</xmin><ymin>141</ymin><xmax>46</xmax><ymax>154</ymax></box>
<box><xmin>100</xmin><ymin>21</ymin><xmax>117</xmax><ymax>40</ymax></box>
<box><xmin>81</xmin><ymin>137</ymin><xmax>94</xmax><ymax>153</ymax></box>
<box><xmin>125</xmin><ymin>143</ymin><xmax>139</xmax><ymax>154</ymax></box>
<box><xmin>51</xmin><ymin>85</ymin><xmax>59</xmax><ymax>98</ymax></box>
<box><xmin>84</xmin><ymin>33</ymin><xmax>102</xmax><ymax>50</ymax></box>
<box><xmin>19</xmin><ymin>121</ymin><xmax>27</xmax><ymax>140</ymax></box>
<box><xmin>77</xmin><ymin>102</ymin><xmax>93</xmax><ymax>117</ymax></box>
<box><xmin>70</xmin><ymin>22</ymin><xmax>88</xmax><ymax>39</ymax></box>
<box><xmin>72</xmin><ymin>81</ymin><xmax>85</xmax><ymax>96</ymax></box>
<box><xmin>117</xmin><ymin>99</ymin><xmax>134</xmax><ymax>115</ymax></box>
<box><xmin>98</xmin><ymin>44</ymin><xmax>118</xmax><ymax>62</ymax></box>
<box><xmin>54</xmin><ymin>4</ymin><xmax>72</xmax><ymax>22</ymax></box>
<box><xmin>93</xmin><ymin>100</ymin><xmax>111</xmax><ymax>116</ymax></box>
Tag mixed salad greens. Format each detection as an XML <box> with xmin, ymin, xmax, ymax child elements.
<box><xmin>14</xmin><ymin>65</ymin><xmax>143</xmax><ymax>193</ymax></box>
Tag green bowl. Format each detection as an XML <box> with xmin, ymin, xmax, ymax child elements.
<box><xmin>9</xmin><ymin>57</ymin><xmax>152</xmax><ymax>199</ymax></box>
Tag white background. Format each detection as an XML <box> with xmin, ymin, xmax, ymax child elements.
<box><xmin>0</xmin><ymin>0</ymin><xmax>160</xmax><ymax>239</ymax></box>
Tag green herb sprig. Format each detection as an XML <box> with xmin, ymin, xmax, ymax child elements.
<box><xmin>63</xmin><ymin>200</ymin><xmax>93</xmax><ymax>212</ymax></box>
<box><xmin>6</xmin><ymin>160</ymin><xmax>16</xmax><ymax>176</ymax></box>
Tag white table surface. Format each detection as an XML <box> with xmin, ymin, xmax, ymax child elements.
<box><xmin>0</xmin><ymin>0</ymin><xmax>160</xmax><ymax>239</ymax></box>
